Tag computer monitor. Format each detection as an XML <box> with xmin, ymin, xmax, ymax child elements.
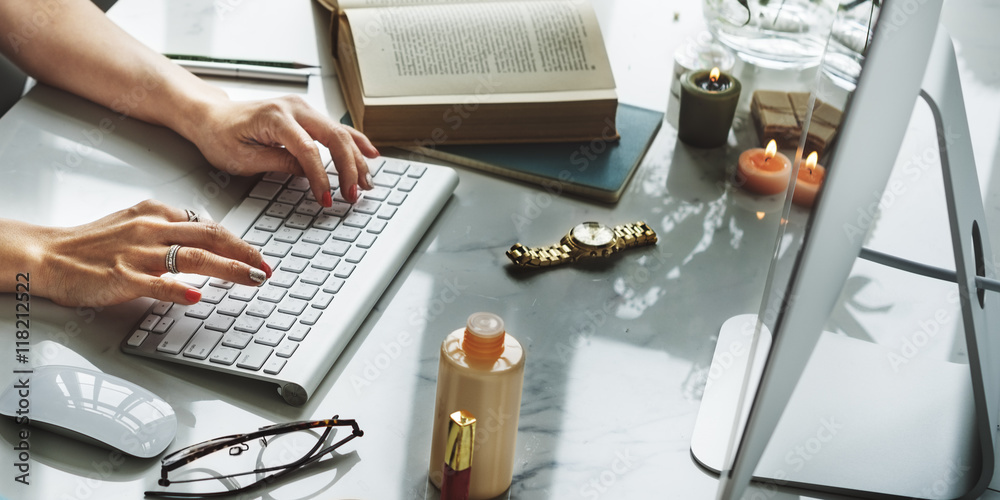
<box><xmin>690</xmin><ymin>0</ymin><xmax>1000</xmax><ymax>498</ymax></box>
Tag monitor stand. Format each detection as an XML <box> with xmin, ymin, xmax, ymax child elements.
<box><xmin>691</xmin><ymin>27</ymin><xmax>1000</xmax><ymax>500</ymax></box>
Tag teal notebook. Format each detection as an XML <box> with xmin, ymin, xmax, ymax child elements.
<box><xmin>344</xmin><ymin>104</ymin><xmax>663</xmax><ymax>203</ymax></box>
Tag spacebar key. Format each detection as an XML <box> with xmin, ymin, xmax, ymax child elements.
<box><xmin>236</xmin><ymin>344</ymin><xmax>273</xmax><ymax>371</ymax></box>
<box><xmin>157</xmin><ymin>317</ymin><xmax>202</xmax><ymax>355</ymax></box>
<box><xmin>219</xmin><ymin>197</ymin><xmax>269</xmax><ymax>239</ymax></box>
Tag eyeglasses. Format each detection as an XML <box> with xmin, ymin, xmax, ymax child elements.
<box><xmin>145</xmin><ymin>416</ymin><xmax>363</xmax><ymax>498</ymax></box>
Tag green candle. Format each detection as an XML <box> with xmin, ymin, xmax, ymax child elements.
<box><xmin>677</xmin><ymin>67</ymin><xmax>742</xmax><ymax>148</ymax></box>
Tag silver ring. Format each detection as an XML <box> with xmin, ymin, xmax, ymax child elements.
<box><xmin>165</xmin><ymin>244</ymin><xmax>182</xmax><ymax>274</ymax></box>
<box><xmin>185</xmin><ymin>209</ymin><xmax>200</xmax><ymax>223</ymax></box>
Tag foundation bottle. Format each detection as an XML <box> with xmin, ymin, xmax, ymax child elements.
<box><xmin>429</xmin><ymin>312</ymin><xmax>526</xmax><ymax>500</ymax></box>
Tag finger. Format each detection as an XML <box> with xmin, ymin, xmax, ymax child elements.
<box><xmin>140</xmin><ymin>274</ymin><xmax>205</xmax><ymax>305</ymax></box>
<box><xmin>176</xmin><ymin>246</ymin><xmax>268</xmax><ymax>287</ymax></box>
<box><xmin>248</xmin><ymin>147</ymin><xmax>309</xmax><ymax>178</ymax></box>
<box><xmin>355</xmin><ymin>148</ymin><xmax>374</xmax><ymax>190</ymax></box>
<box><xmin>292</xmin><ymin>110</ymin><xmax>366</xmax><ymax>197</ymax></box>
<box><xmin>166</xmin><ymin>222</ymin><xmax>271</xmax><ymax>277</ymax></box>
<box><xmin>345</xmin><ymin>126</ymin><xmax>380</xmax><ymax>158</ymax></box>
<box><xmin>269</xmin><ymin>119</ymin><xmax>331</xmax><ymax>206</ymax></box>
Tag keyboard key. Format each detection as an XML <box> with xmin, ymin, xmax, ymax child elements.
<box><xmin>324</xmin><ymin>202</ymin><xmax>351</xmax><ymax>217</ymax></box>
<box><xmin>331</xmin><ymin>226</ymin><xmax>361</xmax><ymax>242</ymax></box>
<box><xmin>408</xmin><ymin>163</ymin><xmax>426</xmax><ymax>177</ymax></box>
<box><xmin>255</xmin><ymin>329</ymin><xmax>285</xmax><ymax>347</ymax></box>
<box><xmin>265</xmin><ymin>202</ymin><xmax>294</xmax><ymax>219</ymax></box>
<box><xmin>152</xmin><ymin>301</ymin><xmax>173</xmax><ymax>316</ymax></box>
<box><xmin>209</xmin><ymin>279</ymin><xmax>234</xmax><ymax>290</ymax></box>
<box><xmin>200</xmin><ymin>286</ymin><xmax>228</xmax><ymax>304</ymax></box>
<box><xmin>364</xmin><ymin>187</ymin><xmax>391</xmax><ymax>201</ymax></box>
<box><xmin>387</xmin><ymin>192</ymin><xmax>407</xmax><ymax>206</ymax></box>
<box><xmin>236</xmin><ymin>344</ymin><xmax>273</xmax><ymax>371</ymax></box>
<box><xmin>126</xmin><ymin>330</ymin><xmax>148</xmax><ymax>347</ymax></box>
<box><xmin>312</xmin><ymin>254</ymin><xmax>341</xmax><ymax>271</ymax></box>
<box><xmin>397</xmin><ymin>177</ymin><xmax>418</xmax><ymax>192</ymax></box>
<box><xmin>312</xmin><ymin>292</ymin><xmax>335</xmax><ymax>309</ymax></box>
<box><xmin>321</xmin><ymin>240</ymin><xmax>350</xmax><ymax>256</ymax></box>
<box><xmin>287</xmin><ymin>324</ymin><xmax>310</xmax><ymax>341</ymax></box>
<box><xmin>176</xmin><ymin>273</ymin><xmax>210</xmax><ymax>288</ymax></box>
<box><xmin>222</xmin><ymin>331</ymin><xmax>253</xmax><ymax>349</ymax></box>
<box><xmin>355</xmin><ymin>199</ymin><xmax>381</xmax><ymax>214</ymax></box>
<box><xmin>234</xmin><ymin>315</ymin><xmax>265</xmax><ymax>333</ymax></box>
<box><xmin>247</xmin><ymin>301</ymin><xmax>277</xmax><ymax>318</ymax></box>
<box><xmin>277</xmin><ymin>298</ymin><xmax>308</xmax><ymax>316</ymax></box>
<box><xmin>258</xmin><ymin>285</ymin><xmax>287</xmax><ymax>303</ymax></box>
<box><xmin>277</xmin><ymin>189</ymin><xmax>304</xmax><ymax>205</ymax></box>
<box><xmin>269</xmin><ymin>271</ymin><xmax>298</xmax><ymax>288</ymax></box>
<box><xmin>323</xmin><ymin>278</ymin><xmax>345</xmax><ymax>294</ymax></box>
<box><xmin>204</xmin><ymin>313</ymin><xmax>236</xmax><ymax>332</ymax></box>
<box><xmin>275</xmin><ymin>340</ymin><xmax>298</xmax><ymax>358</ymax></box>
<box><xmin>377</xmin><ymin>206</ymin><xmax>397</xmax><ymax>220</ymax></box>
<box><xmin>243</xmin><ymin>229</ymin><xmax>272</xmax><ymax>246</ymax></box>
<box><xmin>153</xmin><ymin>316</ymin><xmax>175</xmax><ymax>334</ymax></box>
<box><xmin>254</xmin><ymin>215</ymin><xmax>283</xmax><ymax>232</ymax></box>
<box><xmin>367</xmin><ymin>219</ymin><xmax>388</xmax><ymax>234</ymax></box>
<box><xmin>302</xmin><ymin>228</ymin><xmax>331</xmax><ymax>245</ymax></box>
<box><xmin>334</xmin><ymin>262</ymin><xmax>357</xmax><ymax>279</ymax></box>
<box><xmin>274</xmin><ymin>227</ymin><xmax>303</xmax><ymax>243</ymax></box>
<box><xmin>291</xmin><ymin>242</ymin><xmax>321</xmax><ymax>259</ymax></box>
<box><xmin>299</xmin><ymin>308</ymin><xmax>323</xmax><ymax>325</ymax></box>
<box><xmin>366</xmin><ymin>157</ymin><xmax>386</xmax><ymax>174</ymax></box>
<box><xmin>217</xmin><ymin>299</ymin><xmax>247</xmax><ymax>317</ymax></box>
<box><xmin>209</xmin><ymin>346</ymin><xmax>240</xmax><ymax>365</ymax></box>
<box><xmin>263</xmin><ymin>356</ymin><xmax>286</xmax><ymax>375</ymax></box>
<box><xmin>313</xmin><ymin>214</ymin><xmax>340</xmax><ymax>230</ymax></box>
<box><xmin>345</xmin><ymin>248</ymin><xmax>366</xmax><ymax>264</ymax></box>
<box><xmin>287</xmin><ymin>176</ymin><xmax>311</xmax><ymax>192</ymax></box>
<box><xmin>262</xmin><ymin>171</ymin><xmax>292</xmax><ymax>184</ymax></box>
<box><xmin>262</xmin><ymin>240</ymin><xmax>292</xmax><ymax>257</ymax></box>
<box><xmin>266</xmin><ymin>313</ymin><xmax>297</xmax><ymax>331</ymax></box>
<box><xmin>182</xmin><ymin>328</ymin><xmax>224</xmax><ymax>360</ymax></box>
<box><xmin>373</xmin><ymin>173</ymin><xmax>399</xmax><ymax>188</ymax></box>
<box><xmin>289</xmin><ymin>283</ymin><xmax>319</xmax><ymax>301</ymax></box>
<box><xmin>156</xmin><ymin>317</ymin><xmax>201</xmax><ymax>355</ymax></box>
<box><xmin>357</xmin><ymin>233</ymin><xmax>377</xmax><ymax>249</ymax></box>
<box><xmin>228</xmin><ymin>285</ymin><xmax>258</xmax><ymax>302</ymax></box>
<box><xmin>382</xmin><ymin>161</ymin><xmax>408</xmax><ymax>176</ymax></box>
<box><xmin>285</xmin><ymin>213</ymin><xmax>312</xmax><ymax>230</ymax></box>
<box><xmin>248</xmin><ymin>181</ymin><xmax>283</xmax><ymax>200</ymax></box>
<box><xmin>343</xmin><ymin>213</ymin><xmax>371</xmax><ymax>228</ymax></box>
<box><xmin>279</xmin><ymin>257</ymin><xmax>310</xmax><ymax>274</ymax></box>
<box><xmin>300</xmin><ymin>268</ymin><xmax>330</xmax><ymax>286</ymax></box>
<box><xmin>185</xmin><ymin>303</ymin><xmax>215</xmax><ymax>320</ymax></box>
<box><xmin>296</xmin><ymin>200</ymin><xmax>323</xmax><ymax>216</ymax></box>
<box><xmin>140</xmin><ymin>314</ymin><xmax>160</xmax><ymax>331</ymax></box>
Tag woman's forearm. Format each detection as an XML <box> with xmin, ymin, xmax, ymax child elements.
<box><xmin>0</xmin><ymin>219</ymin><xmax>49</xmax><ymax>294</ymax></box>
<box><xmin>0</xmin><ymin>0</ymin><xmax>224</xmax><ymax>144</ymax></box>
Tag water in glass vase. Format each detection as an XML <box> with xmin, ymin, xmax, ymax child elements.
<box><xmin>704</xmin><ymin>0</ymin><xmax>837</xmax><ymax>69</ymax></box>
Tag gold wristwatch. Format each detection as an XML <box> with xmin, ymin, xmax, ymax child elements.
<box><xmin>506</xmin><ymin>221</ymin><xmax>657</xmax><ymax>268</ymax></box>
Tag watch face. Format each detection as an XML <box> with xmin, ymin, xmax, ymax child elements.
<box><xmin>571</xmin><ymin>222</ymin><xmax>615</xmax><ymax>247</ymax></box>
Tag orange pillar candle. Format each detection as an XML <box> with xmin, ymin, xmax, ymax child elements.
<box><xmin>792</xmin><ymin>151</ymin><xmax>825</xmax><ymax>207</ymax></box>
<box><xmin>736</xmin><ymin>140</ymin><xmax>792</xmax><ymax>195</ymax></box>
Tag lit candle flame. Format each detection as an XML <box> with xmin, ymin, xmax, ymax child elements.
<box><xmin>710</xmin><ymin>67</ymin><xmax>720</xmax><ymax>82</ymax></box>
<box><xmin>806</xmin><ymin>151</ymin><xmax>818</xmax><ymax>172</ymax></box>
<box><xmin>756</xmin><ymin>211</ymin><xmax>765</xmax><ymax>220</ymax></box>
<box><xmin>765</xmin><ymin>140</ymin><xmax>777</xmax><ymax>160</ymax></box>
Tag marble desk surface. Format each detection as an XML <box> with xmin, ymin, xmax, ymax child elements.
<box><xmin>1</xmin><ymin>0</ymin><xmax>999</xmax><ymax>499</ymax></box>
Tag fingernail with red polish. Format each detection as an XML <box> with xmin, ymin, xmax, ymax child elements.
<box><xmin>185</xmin><ymin>289</ymin><xmax>202</xmax><ymax>303</ymax></box>
<box><xmin>261</xmin><ymin>260</ymin><xmax>273</xmax><ymax>278</ymax></box>
<box><xmin>373</xmin><ymin>147</ymin><xmax>381</xmax><ymax>157</ymax></box>
<box><xmin>322</xmin><ymin>191</ymin><xmax>333</xmax><ymax>207</ymax></box>
<box><xmin>348</xmin><ymin>184</ymin><xmax>359</xmax><ymax>203</ymax></box>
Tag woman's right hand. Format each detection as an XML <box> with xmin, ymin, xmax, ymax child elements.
<box><xmin>20</xmin><ymin>200</ymin><xmax>271</xmax><ymax>308</ymax></box>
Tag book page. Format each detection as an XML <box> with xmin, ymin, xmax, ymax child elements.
<box><xmin>346</xmin><ymin>0</ymin><xmax>615</xmax><ymax>97</ymax></box>
<box><xmin>339</xmin><ymin>0</ymin><xmax>487</xmax><ymax>7</ymax></box>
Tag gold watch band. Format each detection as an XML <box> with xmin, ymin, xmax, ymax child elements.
<box><xmin>505</xmin><ymin>242</ymin><xmax>573</xmax><ymax>268</ymax></box>
<box><xmin>614</xmin><ymin>221</ymin><xmax>658</xmax><ymax>249</ymax></box>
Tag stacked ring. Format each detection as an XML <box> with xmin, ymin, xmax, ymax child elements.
<box><xmin>185</xmin><ymin>209</ymin><xmax>200</xmax><ymax>223</ymax></box>
<box><xmin>165</xmin><ymin>244</ymin><xmax>182</xmax><ymax>274</ymax></box>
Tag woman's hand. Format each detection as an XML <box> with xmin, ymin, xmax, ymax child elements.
<box><xmin>188</xmin><ymin>95</ymin><xmax>380</xmax><ymax>205</ymax></box>
<box><xmin>22</xmin><ymin>200</ymin><xmax>271</xmax><ymax>308</ymax></box>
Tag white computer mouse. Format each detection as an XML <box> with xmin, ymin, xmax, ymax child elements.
<box><xmin>0</xmin><ymin>365</ymin><xmax>177</xmax><ymax>458</ymax></box>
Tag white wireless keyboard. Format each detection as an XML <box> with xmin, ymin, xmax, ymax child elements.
<box><xmin>121</xmin><ymin>156</ymin><xmax>458</xmax><ymax>405</ymax></box>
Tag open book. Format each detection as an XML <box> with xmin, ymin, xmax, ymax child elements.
<box><xmin>326</xmin><ymin>0</ymin><xmax>618</xmax><ymax>146</ymax></box>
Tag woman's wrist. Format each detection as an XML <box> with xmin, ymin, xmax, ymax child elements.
<box><xmin>155</xmin><ymin>66</ymin><xmax>230</xmax><ymax>148</ymax></box>
<box><xmin>0</xmin><ymin>220</ymin><xmax>53</xmax><ymax>295</ymax></box>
